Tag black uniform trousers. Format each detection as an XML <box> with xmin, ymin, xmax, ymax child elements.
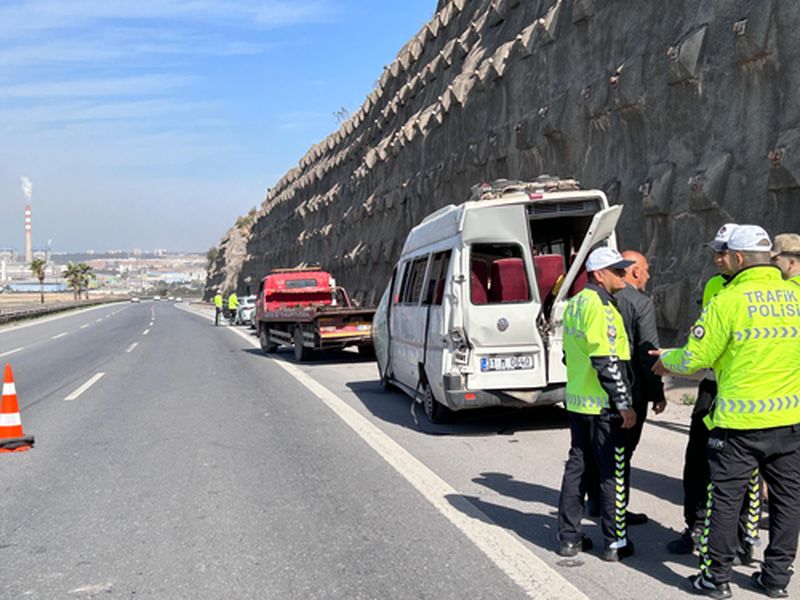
<box><xmin>702</xmin><ymin>424</ymin><xmax>800</xmax><ymax>588</ymax></box>
<box><xmin>683</xmin><ymin>379</ymin><xmax>760</xmax><ymax>545</ymax></box>
<box><xmin>558</xmin><ymin>411</ymin><xmax>628</xmax><ymax>548</ymax></box>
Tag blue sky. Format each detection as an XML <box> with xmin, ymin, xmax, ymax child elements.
<box><xmin>0</xmin><ymin>0</ymin><xmax>435</xmax><ymax>253</ymax></box>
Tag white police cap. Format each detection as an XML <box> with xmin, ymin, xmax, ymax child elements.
<box><xmin>585</xmin><ymin>247</ymin><xmax>635</xmax><ymax>272</ymax></box>
<box><xmin>705</xmin><ymin>223</ymin><xmax>738</xmax><ymax>252</ymax></box>
<box><xmin>727</xmin><ymin>225</ymin><xmax>773</xmax><ymax>252</ymax></box>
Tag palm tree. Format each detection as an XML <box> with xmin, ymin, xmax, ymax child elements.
<box><xmin>78</xmin><ymin>263</ymin><xmax>95</xmax><ymax>300</ymax></box>
<box><xmin>30</xmin><ymin>258</ymin><xmax>47</xmax><ymax>304</ymax></box>
<box><xmin>62</xmin><ymin>263</ymin><xmax>82</xmax><ymax>300</ymax></box>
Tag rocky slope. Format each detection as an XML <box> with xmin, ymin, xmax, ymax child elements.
<box><xmin>209</xmin><ymin>0</ymin><xmax>800</xmax><ymax>340</ymax></box>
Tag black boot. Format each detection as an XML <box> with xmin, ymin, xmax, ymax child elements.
<box><xmin>688</xmin><ymin>573</ymin><xmax>732</xmax><ymax>599</ymax></box>
<box><xmin>750</xmin><ymin>572</ymin><xmax>789</xmax><ymax>598</ymax></box>
<box><xmin>602</xmin><ymin>540</ymin><xmax>634</xmax><ymax>562</ymax></box>
<box><xmin>558</xmin><ymin>535</ymin><xmax>593</xmax><ymax>557</ymax></box>
<box><xmin>667</xmin><ymin>527</ymin><xmax>700</xmax><ymax>555</ymax></box>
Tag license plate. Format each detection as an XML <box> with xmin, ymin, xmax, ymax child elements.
<box><xmin>480</xmin><ymin>354</ymin><xmax>534</xmax><ymax>372</ymax></box>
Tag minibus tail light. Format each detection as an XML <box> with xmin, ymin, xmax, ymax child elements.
<box><xmin>449</xmin><ymin>327</ymin><xmax>470</xmax><ymax>365</ymax></box>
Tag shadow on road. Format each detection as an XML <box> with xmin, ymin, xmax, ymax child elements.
<box><xmin>448</xmin><ymin>474</ymin><xmax>699</xmax><ymax>593</ymax></box>
<box><xmin>345</xmin><ymin>379</ymin><xmax>570</xmax><ymax>437</ymax></box>
<box><xmin>241</xmin><ymin>346</ymin><xmax>377</xmax><ymax>365</ymax></box>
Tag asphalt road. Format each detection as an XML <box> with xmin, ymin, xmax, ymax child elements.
<box><xmin>0</xmin><ymin>301</ymin><xmax>796</xmax><ymax>599</ymax></box>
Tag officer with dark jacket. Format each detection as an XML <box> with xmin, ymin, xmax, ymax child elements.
<box><xmin>613</xmin><ymin>251</ymin><xmax>666</xmax><ymax>524</ymax></box>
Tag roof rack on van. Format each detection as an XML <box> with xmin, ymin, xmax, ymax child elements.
<box><xmin>470</xmin><ymin>176</ymin><xmax>581</xmax><ymax>201</ymax></box>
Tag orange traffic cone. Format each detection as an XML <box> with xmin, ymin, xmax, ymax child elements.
<box><xmin>0</xmin><ymin>364</ymin><xmax>34</xmax><ymax>452</ymax></box>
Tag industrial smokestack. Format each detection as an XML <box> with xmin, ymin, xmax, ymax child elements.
<box><xmin>20</xmin><ymin>177</ymin><xmax>33</xmax><ymax>265</ymax></box>
<box><xmin>25</xmin><ymin>205</ymin><xmax>32</xmax><ymax>264</ymax></box>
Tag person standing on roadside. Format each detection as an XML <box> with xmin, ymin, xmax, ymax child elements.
<box><xmin>613</xmin><ymin>251</ymin><xmax>666</xmax><ymax>526</ymax></box>
<box><xmin>667</xmin><ymin>224</ymin><xmax>761</xmax><ymax>563</ymax></box>
<box><xmin>557</xmin><ymin>247</ymin><xmax>638</xmax><ymax>562</ymax></box>
<box><xmin>653</xmin><ymin>225</ymin><xmax>800</xmax><ymax>599</ymax></box>
<box><xmin>771</xmin><ymin>233</ymin><xmax>800</xmax><ymax>287</ymax></box>
<box><xmin>227</xmin><ymin>291</ymin><xmax>239</xmax><ymax>325</ymax></box>
<box><xmin>214</xmin><ymin>289</ymin><xmax>223</xmax><ymax>326</ymax></box>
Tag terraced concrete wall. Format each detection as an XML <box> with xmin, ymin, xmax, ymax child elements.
<box><xmin>212</xmin><ymin>0</ymin><xmax>800</xmax><ymax>341</ymax></box>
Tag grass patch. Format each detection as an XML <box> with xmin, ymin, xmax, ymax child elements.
<box><xmin>680</xmin><ymin>393</ymin><xmax>697</xmax><ymax>406</ymax></box>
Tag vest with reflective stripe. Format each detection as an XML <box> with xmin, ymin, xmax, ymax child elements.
<box><xmin>563</xmin><ymin>287</ymin><xmax>630</xmax><ymax>415</ymax></box>
<box><xmin>662</xmin><ymin>266</ymin><xmax>800</xmax><ymax>430</ymax></box>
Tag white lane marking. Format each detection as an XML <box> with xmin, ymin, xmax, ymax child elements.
<box><xmin>126</xmin><ymin>342</ymin><xmax>138</xmax><ymax>353</ymax></box>
<box><xmin>65</xmin><ymin>372</ymin><xmax>105</xmax><ymax>401</ymax></box>
<box><xmin>0</xmin><ymin>347</ymin><xmax>23</xmax><ymax>358</ymax></box>
<box><xmin>96</xmin><ymin>318</ymin><xmax>103</xmax><ymax>323</ymax></box>
<box><xmin>218</xmin><ymin>312</ymin><xmax>587</xmax><ymax>600</ymax></box>
<box><xmin>51</xmin><ymin>332</ymin><xmax>68</xmax><ymax>340</ymax></box>
<box><xmin>149</xmin><ymin>321</ymin><xmax>154</xmax><ymax>326</ymax></box>
<box><xmin>80</xmin><ymin>324</ymin><xmax>90</xmax><ymax>329</ymax></box>
<box><xmin>142</xmin><ymin>329</ymin><xmax>150</xmax><ymax>336</ymax></box>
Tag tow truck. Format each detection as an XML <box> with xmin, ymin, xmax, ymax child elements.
<box><xmin>254</xmin><ymin>267</ymin><xmax>375</xmax><ymax>361</ymax></box>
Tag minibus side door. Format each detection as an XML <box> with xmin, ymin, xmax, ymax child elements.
<box><xmin>546</xmin><ymin>205</ymin><xmax>623</xmax><ymax>384</ymax></box>
<box><xmin>421</xmin><ymin>250</ymin><xmax>452</xmax><ymax>403</ymax></box>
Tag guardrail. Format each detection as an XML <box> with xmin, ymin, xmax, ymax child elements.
<box><xmin>0</xmin><ymin>298</ymin><xmax>128</xmax><ymax>325</ymax></box>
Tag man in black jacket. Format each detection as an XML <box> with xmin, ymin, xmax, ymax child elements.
<box><xmin>613</xmin><ymin>250</ymin><xmax>666</xmax><ymax>524</ymax></box>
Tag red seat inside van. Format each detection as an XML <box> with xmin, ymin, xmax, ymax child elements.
<box><xmin>533</xmin><ymin>254</ymin><xmax>566</xmax><ymax>302</ymax></box>
<box><xmin>471</xmin><ymin>259</ymin><xmax>489</xmax><ymax>304</ymax></box>
<box><xmin>489</xmin><ymin>258</ymin><xmax>530</xmax><ymax>303</ymax></box>
<box><xmin>569</xmin><ymin>266</ymin><xmax>588</xmax><ymax>296</ymax></box>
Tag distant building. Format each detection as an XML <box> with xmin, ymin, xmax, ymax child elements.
<box><xmin>31</xmin><ymin>248</ymin><xmax>50</xmax><ymax>262</ymax></box>
<box><xmin>0</xmin><ymin>248</ymin><xmax>16</xmax><ymax>262</ymax></box>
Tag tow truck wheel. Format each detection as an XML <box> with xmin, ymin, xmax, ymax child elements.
<box><xmin>357</xmin><ymin>344</ymin><xmax>376</xmax><ymax>359</ymax></box>
<box><xmin>422</xmin><ymin>382</ymin><xmax>452</xmax><ymax>425</ymax></box>
<box><xmin>260</xmin><ymin>327</ymin><xmax>277</xmax><ymax>354</ymax></box>
<box><xmin>293</xmin><ymin>326</ymin><xmax>315</xmax><ymax>362</ymax></box>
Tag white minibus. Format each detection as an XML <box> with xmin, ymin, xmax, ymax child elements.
<box><xmin>372</xmin><ymin>176</ymin><xmax>623</xmax><ymax>423</ymax></box>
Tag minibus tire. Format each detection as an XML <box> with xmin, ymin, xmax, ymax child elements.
<box><xmin>260</xmin><ymin>327</ymin><xmax>278</xmax><ymax>354</ymax></box>
<box><xmin>378</xmin><ymin>365</ymin><xmax>397</xmax><ymax>391</ymax></box>
<box><xmin>422</xmin><ymin>383</ymin><xmax>452</xmax><ymax>424</ymax></box>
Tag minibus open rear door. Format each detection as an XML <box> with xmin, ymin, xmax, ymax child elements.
<box><xmin>545</xmin><ymin>205</ymin><xmax>623</xmax><ymax>384</ymax></box>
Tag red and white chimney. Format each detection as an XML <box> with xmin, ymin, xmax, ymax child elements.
<box><xmin>25</xmin><ymin>205</ymin><xmax>32</xmax><ymax>264</ymax></box>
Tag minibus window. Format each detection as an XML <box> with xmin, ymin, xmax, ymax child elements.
<box><xmin>423</xmin><ymin>250</ymin><xmax>451</xmax><ymax>305</ymax></box>
<box><xmin>401</xmin><ymin>257</ymin><xmax>429</xmax><ymax>305</ymax></box>
<box><xmin>394</xmin><ymin>262</ymin><xmax>410</xmax><ymax>305</ymax></box>
<box><xmin>470</xmin><ymin>243</ymin><xmax>530</xmax><ymax>304</ymax></box>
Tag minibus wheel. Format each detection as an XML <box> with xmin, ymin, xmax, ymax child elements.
<box><xmin>422</xmin><ymin>382</ymin><xmax>452</xmax><ymax>424</ymax></box>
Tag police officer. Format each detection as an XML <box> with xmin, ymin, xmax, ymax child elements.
<box><xmin>653</xmin><ymin>225</ymin><xmax>800</xmax><ymax>599</ymax></box>
<box><xmin>227</xmin><ymin>291</ymin><xmax>239</xmax><ymax>325</ymax></box>
<box><xmin>213</xmin><ymin>289</ymin><xmax>223</xmax><ymax>326</ymax></box>
<box><xmin>557</xmin><ymin>247</ymin><xmax>637</xmax><ymax>562</ymax></box>
<box><xmin>669</xmin><ymin>224</ymin><xmax>761</xmax><ymax>561</ymax></box>
<box><xmin>771</xmin><ymin>233</ymin><xmax>800</xmax><ymax>287</ymax></box>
